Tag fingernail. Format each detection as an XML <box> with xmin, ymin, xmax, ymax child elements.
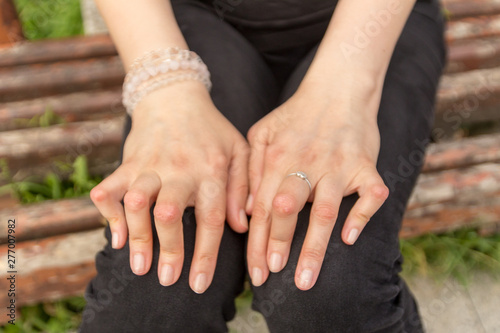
<box><xmin>298</xmin><ymin>269</ymin><xmax>313</xmax><ymax>289</ymax></box>
<box><xmin>111</xmin><ymin>232</ymin><xmax>119</xmax><ymax>249</ymax></box>
<box><xmin>193</xmin><ymin>273</ymin><xmax>207</xmax><ymax>294</ymax></box>
<box><xmin>245</xmin><ymin>194</ymin><xmax>254</xmax><ymax>213</ymax></box>
<box><xmin>269</xmin><ymin>252</ymin><xmax>283</xmax><ymax>272</ymax></box>
<box><xmin>239</xmin><ymin>209</ymin><xmax>248</xmax><ymax>229</ymax></box>
<box><xmin>347</xmin><ymin>228</ymin><xmax>359</xmax><ymax>245</ymax></box>
<box><xmin>133</xmin><ymin>253</ymin><xmax>145</xmax><ymax>274</ymax></box>
<box><xmin>160</xmin><ymin>264</ymin><xmax>174</xmax><ymax>286</ymax></box>
<box><xmin>252</xmin><ymin>267</ymin><xmax>263</xmax><ymax>286</ymax></box>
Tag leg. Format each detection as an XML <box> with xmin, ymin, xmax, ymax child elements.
<box><xmin>80</xmin><ymin>1</ymin><xmax>278</xmax><ymax>332</ymax></box>
<box><xmin>251</xmin><ymin>2</ymin><xmax>446</xmax><ymax>332</ymax></box>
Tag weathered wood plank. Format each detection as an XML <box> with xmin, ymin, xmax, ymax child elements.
<box><xmin>442</xmin><ymin>0</ymin><xmax>500</xmax><ymax>20</ymax></box>
<box><xmin>0</xmin><ymin>56</ymin><xmax>124</xmax><ymax>103</ymax></box>
<box><xmin>402</xmin><ymin>163</ymin><xmax>500</xmax><ymax>237</ymax></box>
<box><xmin>446</xmin><ymin>37</ymin><xmax>500</xmax><ymax>73</ymax></box>
<box><xmin>434</xmin><ymin>67</ymin><xmax>500</xmax><ymax>139</ymax></box>
<box><xmin>0</xmin><ymin>229</ymin><xmax>106</xmax><ymax>317</ymax></box>
<box><xmin>0</xmin><ymin>89</ymin><xmax>124</xmax><ymax>131</ymax></box>
<box><xmin>0</xmin><ymin>34</ymin><xmax>115</xmax><ymax>67</ymax></box>
<box><xmin>446</xmin><ymin>15</ymin><xmax>500</xmax><ymax>43</ymax></box>
<box><xmin>0</xmin><ymin>117</ymin><xmax>124</xmax><ymax>184</ymax></box>
<box><xmin>0</xmin><ymin>198</ymin><xmax>105</xmax><ymax>243</ymax></box>
<box><xmin>423</xmin><ymin>133</ymin><xmax>500</xmax><ymax>172</ymax></box>
<box><xmin>408</xmin><ymin>163</ymin><xmax>500</xmax><ymax>208</ymax></box>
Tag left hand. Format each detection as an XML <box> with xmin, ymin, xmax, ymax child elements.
<box><xmin>245</xmin><ymin>81</ymin><xmax>390</xmax><ymax>290</ymax></box>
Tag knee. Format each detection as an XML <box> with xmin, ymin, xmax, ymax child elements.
<box><xmin>253</xmin><ymin>241</ymin><xmax>405</xmax><ymax>331</ymax></box>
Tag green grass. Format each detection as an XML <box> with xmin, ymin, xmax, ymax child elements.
<box><xmin>0</xmin><ymin>155</ymin><xmax>102</xmax><ymax>204</ymax></box>
<box><xmin>13</xmin><ymin>109</ymin><xmax>65</xmax><ymax>129</ymax></box>
<box><xmin>401</xmin><ymin>228</ymin><xmax>500</xmax><ymax>284</ymax></box>
<box><xmin>0</xmin><ymin>297</ymin><xmax>85</xmax><ymax>333</ymax></box>
<box><xmin>13</xmin><ymin>0</ymin><xmax>83</xmax><ymax>40</ymax></box>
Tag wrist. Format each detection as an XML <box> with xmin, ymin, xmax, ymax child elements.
<box><xmin>296</xmin><ymin>69</ymin><xmax>383</xmax><ymax>122</ymax></box>
<box><xmin>131</xmin><ymin>80</ymin><xmax>212</xmax><ymax>122</ymax></box>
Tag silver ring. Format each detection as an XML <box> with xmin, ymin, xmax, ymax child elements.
<box><xmin>287</xmin><ymin>171</ymin><xmax>312</xmax><ymax>194</ymax></box>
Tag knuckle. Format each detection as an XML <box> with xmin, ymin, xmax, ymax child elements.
<box><xmin>232</xmin><ymin>183</ymin><xmax>249</xmax><ymax>197</ymax></box>
<box><xmin>247</xmin><ymin>168</ymin><xmax>260</xmax><ymax>182</ymax></box>
<box><xmin>354</xmin><ymin>211</ymin><xmax>371</xmax><ymax>224</ymax></box>
<box><xmin>301</xmin><ymin>246</ymin><xmax>326</xmax><ymax>262</ymax></box>
<box><xmin>247</xmin><ymin>249</ymin><xmax>266</xmax><ymax>263</ymax></box>
<box><xmin>154</xmin><ymin>204</ymin><xmax>182</xmax><ymax>226</ymax></box>
<box><xmin>209</xmin><ymin>153</ymin><xmax>229</xmax><ymax>170</ymax></box>
<box><xmin>312</xmin><ymin>203</ymin><xmax>338</xmax><ymax>223</ymax></box>
<box><xmin>203</xmin><ymin>209</ymin><xmax>226</xmax><ymax>229</ymax></box>
<box><xmin>159</xmin><ymin>247</ymin><xmax>183</xmax><ymax>259</ymax></box>
<box><xmin>124</xmin><ymin>191</ymin><xmax>149</xmax><ymax>211</ymax></box>
<box><xmin>269</xmin><ymin>236</ymin><xmax>292</xmax><ymax>245</ymax></box>
<box><xmin>265</xmin><ymin>146</ymin><xmax>284</xmax><ymax>166</ymax></box>
<box><xmin>370</xmin><ymin>184</ymin><xmax>390</xmax><ymax>201</ymax></box>
<box><xmin>197</xmin><ymin>253</ymin><xmax>217</xmax><ymax>266</ymax></box>
<box><xmin>90</xmin><ymin>186</ymin><xmax>109</xmax><ymax>203</ymax></box>
<box><xmin>129</xmin><ymin>233</ymin><xmax>152</xmax><ymax>244</ymax></box>
<box><xmin>251</xmin><ymin>202</ymin><xmax>271</xmax><ymax>224</ymax></box>
<box><xmin>272</xmin><ymin>194</ymin><xmax>298</xmax><ymax>217</ymax></box>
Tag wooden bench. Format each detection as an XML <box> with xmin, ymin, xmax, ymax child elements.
<box><xmin>0</xmin><ymin>0</ymin><xmax>499</xmax><ymax>323</ymax></box>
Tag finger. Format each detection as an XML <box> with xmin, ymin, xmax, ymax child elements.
<box><xmin>296</xmin><ymin>176</ymin><xmax>342</xmax><ymax>290</ymax></box>
<box><xmin>154</xmin><ymin>179</ymin><xmax>193</xmax><ymax>287</ymax></box>
<box><xmin>226</xmin><ymin>141</ymin><xmax>250</xmax><ymax>233</ymax></box>
<box><xmin>342</xmin><ymin>168</ymin><xmax>389</xmax><ymax>245</ymax></box>
<box><xmin>90</xmin><ymin>167</ymin><xmax>131</xmax><ymax>249</ymax></box>
<box><xmin>267</xmin><ymin>173</ymin><xmax>310</xmax><ymax>273</ymax></box>
<box><xmin>247</xmin><ymin>171</ymin><xmax>281</xmax><ymax>287</ymax></box>
<box><xmin>246</xmin><ymin>126</ymin><xmax>269</xmax><ymax>215</ymax></box>
<box><xmin>190</xmin><ymin>178</ymin><xmax>227</xmax><ymax>294</ymax></box>
<box><xmin>123</xmin><ymin>172</ymin><xmax>161</xmax><ymax>275</ymax></box>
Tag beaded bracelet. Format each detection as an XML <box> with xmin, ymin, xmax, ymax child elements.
<box><xmin>122</xmin><ymin>47</ymin><xmax>212</xmax><ymax>115</ymax></box>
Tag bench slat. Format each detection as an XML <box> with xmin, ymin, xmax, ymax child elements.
<box><xmin>442</xmin><ymin>0</ymin><xmax>500</xmax><ymax>19</ymax></box>
<box><xmin>423</xmin><ymin>133</ymin><xmax>500</xmax><ymax>172</ymax></box>
<box><xmin>0</xmin><ymin>56</ymin><xmax>124</xmax><ymax>103</ymax></box>
<box><xmin>446</xmin><ymin>14</ymin><xmax>500</xmax><ymax>43</ymax></box>
<box><xmin>446</xmin><ymin>36</ymin><xmax>500</xmax><ymax>73</ymax></box>
<box><xmin>0</xmin><ymin>229</ymin><xmax>105</xmax><ymax>311</ymax></box>
<box><xmin>0</xmin><ymin>35</ymin><xmax>116</xmax><ymax>67</ymax></box>
<box><xmin>0</xmin><ymin>89</ymin><xmax>124</xmax><ymax>131</ymax></box>
<box><xmin>0</xmin><ymin>117</ymin><xmax>124</xmax><ymax>184</ymax></box>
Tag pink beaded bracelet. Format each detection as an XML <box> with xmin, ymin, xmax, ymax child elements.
<box><xmin>122</xmin><ymin>47</ymin><xmax>212</xmax><ymax>115</ymax></box>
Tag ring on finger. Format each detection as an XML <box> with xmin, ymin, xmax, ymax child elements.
<box><xmin>286</xmin><ymin>171</ymin><xmax>312</xmax><ymax>195</ymax></box>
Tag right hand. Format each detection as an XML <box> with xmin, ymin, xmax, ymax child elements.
<box><xmin>90</xmin><ymin>82</ymin><xmax>250</xmax><ymax>294</ymax></box>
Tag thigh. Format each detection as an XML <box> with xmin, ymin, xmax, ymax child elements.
<box><xmin>251</xmin><ymin>2</ymin><xmax>446</xmax><ymax>333</ymax></box>
<box><xmin>80</xmin><ymin>2</ymin><xmax>278</xmax><ymax>332</ymax></box>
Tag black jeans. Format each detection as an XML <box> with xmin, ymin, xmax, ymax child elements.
<box><xmin>80</xmin><ymin>0</ymin><xmax>446</xmax><ymax>332</ymax></box>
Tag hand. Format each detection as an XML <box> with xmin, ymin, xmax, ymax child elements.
<box><xmin>245</xmin><ymin>82</ymin><xmax>389</xmax><ymax>290</ymax></box>
<box><xmin>90</xmin><ymin>82</ymin><xmax>249</xmax><ymax>293</ymax></box>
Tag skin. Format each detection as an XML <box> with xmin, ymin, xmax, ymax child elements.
<box><xmin>92</xmin><ymin>0</ymin><xmax>416</xmax><ymax>294</ymax></box>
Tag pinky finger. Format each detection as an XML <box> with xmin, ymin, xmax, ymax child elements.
<box><xmin>90</xmin><ymin>168</ymin><xmax>130</xmax><ymax>249</ymax></box>
<box><xmin>342</xmin><ymin>171</ymin><xmax>389</xmax><ymax>245</ymax></box>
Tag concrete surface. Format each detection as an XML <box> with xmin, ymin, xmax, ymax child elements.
<box><xmin>228</xmin><ymin>273</ymin><xmax>500</xmax><ymax>333</ymax></box>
